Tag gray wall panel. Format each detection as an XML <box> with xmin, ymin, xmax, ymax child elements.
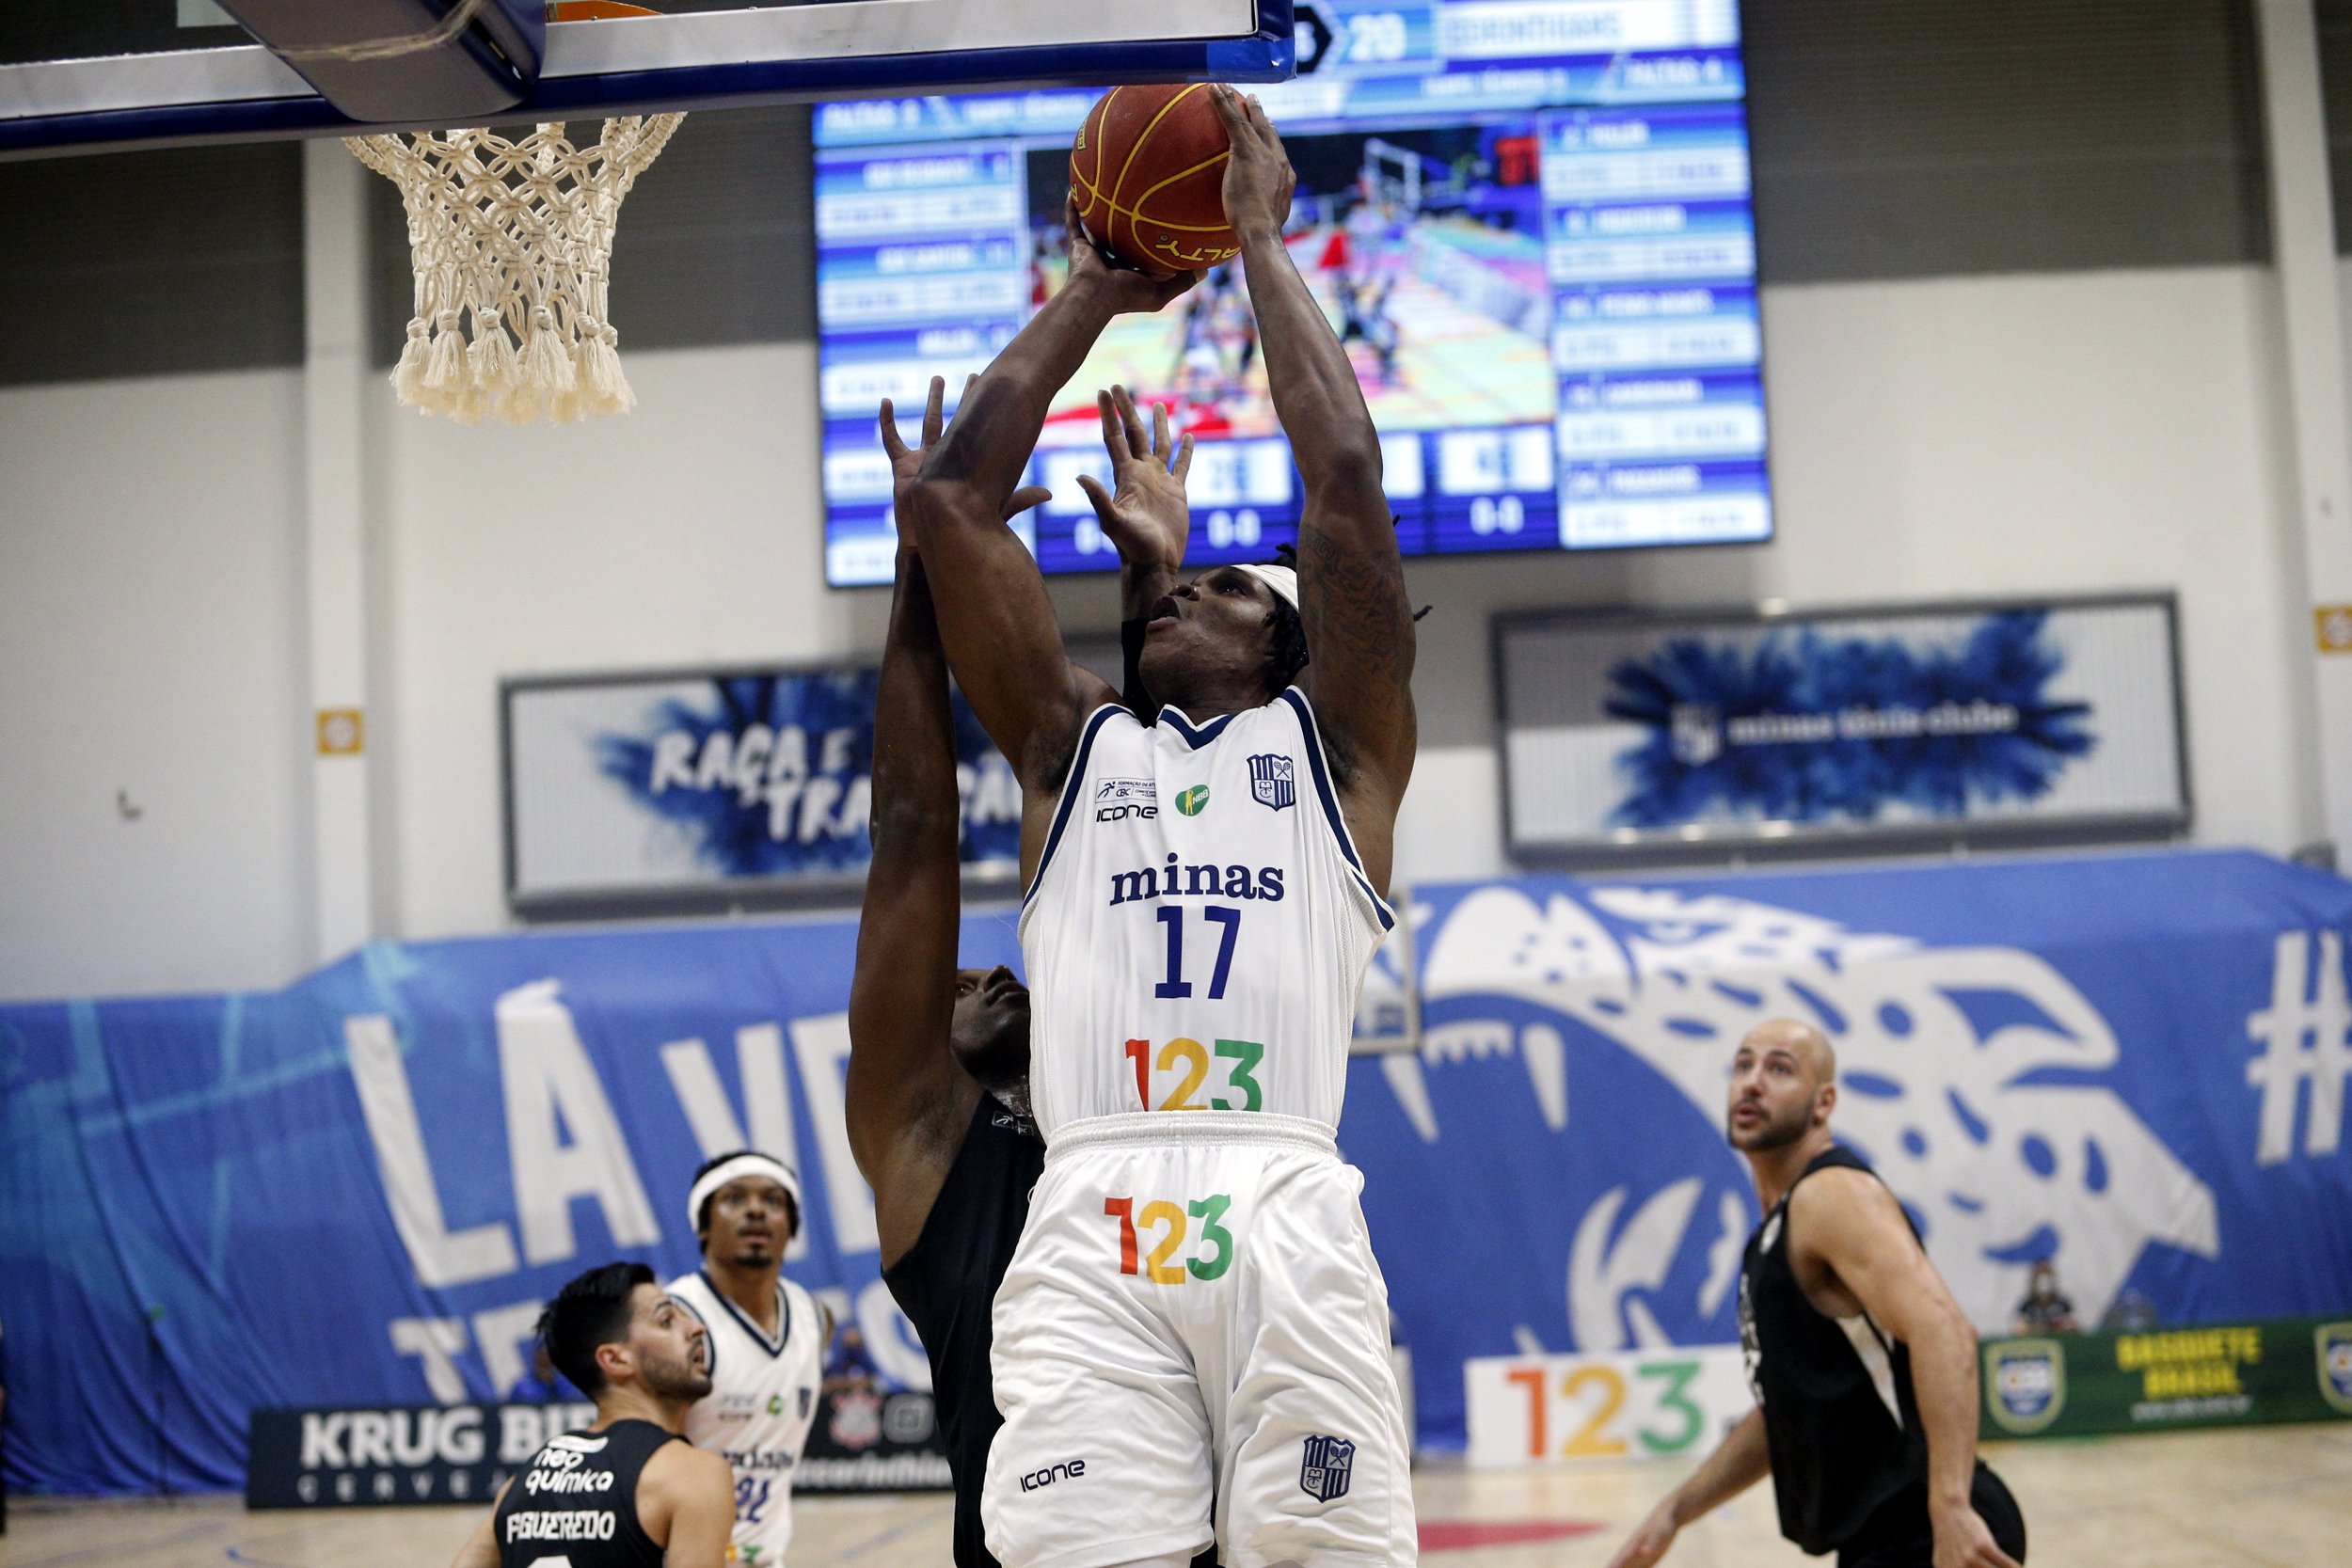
<box><xmin>2314</xmin><ymin>0</ymin><xmax>2352</xmax><ymax>251</ymax></box>
<box><xmin>1742</xmin><ymin>0</ymin><xmax>2270</xmax><ymax>281</ymax></box>
<box><xmin>0</xmin><ymin>141</ymin><xmax>305</xmax><ymax>385</ymax></box>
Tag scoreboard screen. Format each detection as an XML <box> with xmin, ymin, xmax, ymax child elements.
<box><xmin>813</xmin><ymin>0</ymin><xmax>1771</xmax><ymax>587</ymax></box>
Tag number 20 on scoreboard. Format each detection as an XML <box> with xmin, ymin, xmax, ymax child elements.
<box><xmin>1462</xmin><ymin>1346</ymin><xmax>1755</xmax><ymax>1469</ymax></box>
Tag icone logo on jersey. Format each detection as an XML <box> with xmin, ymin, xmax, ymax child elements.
<box><xmin>1176</xmin><ymin>785</ymin><xmax>1211</xmax><ymax>816</ymax></box>
<box><xmin>1110</xmin><ymin>854</ymin><xmax>1283</xmax><ymax>906</ymax></box>
<box><xmin>1096</xmin><ymin>776</ymin><xmax>1159</xmax><ymax>822</ymax></box>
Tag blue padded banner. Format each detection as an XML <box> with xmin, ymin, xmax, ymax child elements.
<box><xmin>3</xmin><ymin>849</ymin><xmax>2348</xmax><ymax>1492</ymax></box>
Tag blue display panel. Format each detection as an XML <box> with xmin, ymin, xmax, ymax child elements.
<box><xmin>814</xmin><ymin>0</ymin><xmax>1771</xmax><ymax>586</ymax></box>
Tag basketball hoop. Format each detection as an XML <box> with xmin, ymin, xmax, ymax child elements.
<box><xmin>350</xmin><ymin>112</ymin><xmax>683</xmax><ymax>425</ymax></box>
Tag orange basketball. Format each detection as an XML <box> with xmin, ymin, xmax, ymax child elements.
<box><xmin>1069</xmin><ymin>84</ymin><xmax>1240</xmax><ymax>277</ymax></box>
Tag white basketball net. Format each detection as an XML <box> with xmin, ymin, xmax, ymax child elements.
<box><xmin>348</xmin><ymin>115</ymin><xmax>684</xmax><ymax>425</ymax></box>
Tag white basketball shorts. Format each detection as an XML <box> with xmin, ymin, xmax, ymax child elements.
<box><xmin>981</xmin><ymin>1112</ymin><xmax>1416</xmax><ymax>1568</ymax></box>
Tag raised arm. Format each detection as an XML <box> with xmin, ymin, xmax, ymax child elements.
<box><xmin>1212</xmin><ymin>87</ymin><xmax>1416</xmax><ymax>888</ymax></box>
<box><xmin>850</xmin><ymin>385</ymin><xmax>1043</xmax><ymax>1266</ymax></box>
<box><xmin>1795</xmin><ymin>1173</ymin><xmax>2021</xmax><ymax>1568</ymax></box>
<box><xmin>902</xmin><ymin>212</ymin><xmax>1193</xmax><ymax>814</ymax></box>
<box><xmin>1076</xmin><ymin>384</ymin><xmax>1194</xmax><ymax>715</ymax></box>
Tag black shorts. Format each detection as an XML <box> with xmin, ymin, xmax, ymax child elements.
<box><xmin>1837</xmin><ymin>1464</ymin><xmax>2026</xmax><ymax>1568</ymax></box>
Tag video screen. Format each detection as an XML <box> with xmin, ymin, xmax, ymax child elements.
<box><xmin>814</xmin><ymin>0</ymin><xmax>1771</xmax><ymax>586</ymax></box>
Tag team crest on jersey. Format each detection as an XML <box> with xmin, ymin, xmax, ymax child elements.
<box><xmin>1248</xmin><ymin>753</ymin><xmax>1295</xmax><ymax>811</ymax></box>
<box><xmin>2318</xmin><ymin>1323</ymin><xmax>2352</xmax><ymax>1414</ymax></box>
<box><xmin>1298</xmin><ymin>1434</ymin><xmax>1354</xmax><ymax>1502</ymax></box>
<box><xmin>1176</xmin><ymin>785</ymin><xmax>1211</xmax><ymax>816</ymax></box>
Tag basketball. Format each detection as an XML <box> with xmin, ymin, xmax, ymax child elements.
<box><xmin>1069</xmin><ymin>83</ymin><xmax>1241</xmax><ymax>277</ymax></box>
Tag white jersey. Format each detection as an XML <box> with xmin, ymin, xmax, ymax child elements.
<box><xmin>668</xmin><ymin>1271</ymin><xmax>824</xmax><ymax>1568</ymax></box>
<box><xmin>1018</xmin><ymin>690</ymin><xmax>1393</xmax><ymax>1136</ymax></box>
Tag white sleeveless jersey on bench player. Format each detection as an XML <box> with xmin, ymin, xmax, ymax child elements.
<box><xmin>1016</xmin><ymin>690</ymin><xmax>1393</xmax><ymax>1136</ymax></box>
<box><xmin>668</xmin><ymin>1271</ymin><xmax>823</xmax><ymax>1568</ymax></box>
<box><xmin>986</xmin><ymin>692</ymin><xmax>1416</xmax><ymax>1568</ymax></box>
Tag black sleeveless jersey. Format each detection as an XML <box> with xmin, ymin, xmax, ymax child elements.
<box><xmin>493</xmin><ymin>1418</ymin><xmax>677</xmax><ymax>1568</ymax></box>
<box><xmin>882</xmin><ymin>1095</ymin><xmax>1046</xmax><ymax>1568</ymax></box>
<box><xmin>1738</xmin><ymin>1146</ymin><xmax>1930</xmax><ymax>1555</ymax></box>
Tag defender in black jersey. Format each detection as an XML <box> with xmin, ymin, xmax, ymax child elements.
<box><xmin>448</xmin><ymin>1263</ymin><xmax>736</xmax><ymax>1568</ymax></box>
<box><xmin>1607</xmin><ymin>1019</ymin><xmax>2026</xmax><ymax>1568</ymax></box>
<box><xmin>847</xmin><ymin>381</ymin><xmax>1214</xmax><ymax>1568</ymax></box>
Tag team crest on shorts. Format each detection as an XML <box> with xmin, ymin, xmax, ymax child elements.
<box><xmin>1298</xmin><ymin>1433</ymin><xmax>1355</xmax><ymax>1502</ymax></box>
<box><xmin>2317</xmin><ymin>1323</ymin><xmax>2352</xmax><ymax>1414</ymax></box>
<box><xmin>1248</xmin><ymin>753</ymin><xmax>1295</xmax><ymax>811</ymax></box>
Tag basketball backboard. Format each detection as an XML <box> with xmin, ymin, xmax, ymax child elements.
<box><xmin>0</xmin><ymin>1</ymin><xmax>1295</xmax><ymax>159</ymax></box>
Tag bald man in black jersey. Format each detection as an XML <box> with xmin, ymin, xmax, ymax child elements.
<box><xmin>450</xmin><ymin>1262</ymin><xmax>735</xmax><ymax>1568</ymax></box>
<box><xmin>846</xmin><ymin>376</ymin><xmax>1216</xmax><ymax>1568</ymax></box>
<box><xmin>1608</xmin><ymin>1018</ymin><xmax>2026</xmax><ymax>1568</ymax></box>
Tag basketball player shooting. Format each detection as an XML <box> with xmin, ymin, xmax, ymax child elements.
<box><xmin>850</xmin><ymin>375</ymin><xmax>1218</xmax><ymax>1568</ymax></box>
<box><xmin>448</xmin><ymin>1262</ymin><xmax>735</xmax><ymax>1568</ymax></box>
<box><xmin>666</xmin><ymin>1152</ymin><xmax>829</xmax><ymax>1568</ymax></box>
<box><xmin>1605</xmin><ymin>1020</ymin><xmax>2026</xmax><ymax>1568</ymax></box>
<box><xmin>900</xmin><ymin>85</ymin><xmax>1418</xmax><ymax>1568</ymax></box>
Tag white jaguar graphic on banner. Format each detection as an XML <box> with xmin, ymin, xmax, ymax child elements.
<box><xmin>1385</xmin><ymin>884</ymin><xmax>2221</xmax><ymax>1344</ymax></box>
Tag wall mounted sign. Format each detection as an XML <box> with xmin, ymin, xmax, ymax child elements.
<box><xmin>1494</xmin><ymin>594</ymin><xmax>2189</xmax><ymax>860</ymax></box>
<box><xmin>502</xmin><ymin>663</ymin><xmax>1019</xmax><ymax>912</ymax></box>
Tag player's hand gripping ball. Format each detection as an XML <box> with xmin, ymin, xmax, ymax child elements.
<box><xmin>1070</xmin><ymin>83</ymin><xmax>1242</xmax><ymax>277</ymax></box>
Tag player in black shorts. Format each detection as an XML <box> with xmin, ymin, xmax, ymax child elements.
<box><xmin>1607</xmin><ymin>1018</ymin><xmax>2026</xmax><ymax>1568</ymax></box>
<box><xmin>848</xmin><ymin>377</ymin><xmax>1214</xmax><ymax>1568</ymax></box>
<box><xmin>448</xmin><ymin>1262</ymin><xmax>736</xmax><ymax>1568</ymax></box>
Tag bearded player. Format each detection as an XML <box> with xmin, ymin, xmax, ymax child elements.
<box><xmin>448</xmin><ymin>1262</ymin><xmax>735</xmax><ymax>1568</ymax></box>
<box><xmin>902</xmin><ymin>87</ymin><xmax>1417</xmax><ymax>1568</ymax></box>
<box><xmin>1606</xmin><ymin>1020</ymin><xmax>2025</xmax><ymax>1568</ymax></box>
<box><xmin>667</xmin><ymin>1152</ymin><xmax>829</xmax><ymax>1567</ymax></box>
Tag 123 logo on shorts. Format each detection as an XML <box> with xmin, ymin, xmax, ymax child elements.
<box><xmin>1298</xmin><ymin>1434</ymin><xmax>1354</xmax><ymax>1503</ymax></box>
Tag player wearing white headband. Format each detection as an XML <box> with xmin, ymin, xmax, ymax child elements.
<box><xmin>667</xmin><ymin>1150</ymin><xmax>829</xmax><ymax>1568</ymax></box>
<box><xmin>901</xmin><ymin>87</ymin><xmax>1420</xmax><ymax>1568</ymax></box>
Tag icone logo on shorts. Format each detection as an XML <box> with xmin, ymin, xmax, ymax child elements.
<box><xmin>2317</xmin><ymin>1323</ymin><xmax>2352</xmax><ymax>1414</ymax></box>
<box><xmin>1020</xmin><ymin>1458</ymin><xmax>1087</xmax><ymax>1491</ymax></box>
<box><xmin>1983</xmin><ymin>1340</ymin><xmax>2065</xmax><ymax>1434</ymax></box>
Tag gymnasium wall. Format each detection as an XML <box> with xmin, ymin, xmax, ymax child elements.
<box><xmin>0</xmin><ymin>0</ymin><xmax>2344</xmax><ymax>1003</ymax></box>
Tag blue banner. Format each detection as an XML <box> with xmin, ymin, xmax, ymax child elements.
<box><xmin>4</xmin><ymin>850</ymin><xmax>2349</xmax><ymax>1493</ymax></box>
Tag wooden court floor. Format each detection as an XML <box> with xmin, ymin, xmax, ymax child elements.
<box><xmin>10</xmin><ymin>1423</ymin><xmax>2348</xmax><ymax>1568</ymax></box>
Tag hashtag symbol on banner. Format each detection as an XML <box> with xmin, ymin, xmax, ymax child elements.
<box><xmin>2246</xmin><ymin>931</ymin><xmax>2352</xmax><ymax>1164</ymax></box>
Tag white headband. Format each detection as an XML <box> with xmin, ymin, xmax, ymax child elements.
<box><xmin>1230</xmin><ymin>562</ymin><xmax>1299</xmax><ymax>611</ymax></box>
<box><xmin>688</xmin><ymin>1153</ymin><xmax>802</xmax><ymax>1234</ymax></box>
